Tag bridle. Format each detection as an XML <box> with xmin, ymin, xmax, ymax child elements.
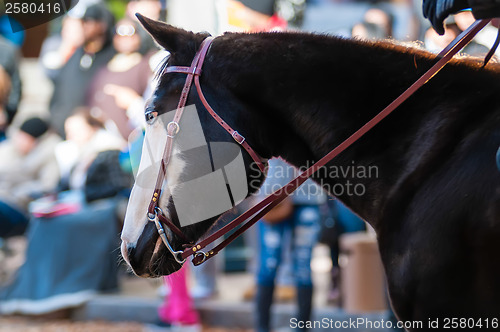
<box><xmin>146</xmin><ymin>36</ymin><xmax>267</xmax><ymax>264</ymax></box>
<box><xmin>146</xmin><ymin>19</ymin><xmax>492</xmax><ymax>266</ymax></box>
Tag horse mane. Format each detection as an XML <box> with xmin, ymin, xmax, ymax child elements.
<box><xmin>214</xmin><ymin>29</ymin><xmax>500</xmax><ymax>81</ymax></box>
<box><xmin>153</xmin><ymin>28</ymin><xmax>500</xmax><ymax>105</ymax></box>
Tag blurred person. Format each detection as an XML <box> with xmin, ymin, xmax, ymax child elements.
<box><xmin>165</xmin><ymin>0</ymin><xmax>300</xmax><ymax>36</ymax></box>
<box><xmin>90</xmin><ymin>1</ymin><xmax>166</xmax><ymax>131</ymax></box>
<box><xmin>40</xmin><ymin>16</ymin><xmax>85</xmax><ymax>82</ymax></box>
<box><xmin>235</xmin><ymin>0</ymin><xmax>306</xmax><ymax>29</ymax></box>
<box><xmin>66</xmin><ymin>0</ymin><xmax>103</xmax><ymax>18</ymax></box>
<box><xmin>351</xmin><ymin>21</ymin><xmax>389</xmax><ymax>40</ymax></box>
<box><xmin>363</xmin><ymin>7</ymin><xmax>394</xmax><ymax>37</ymax></box>
<box><xmin>126</xmin><ymin>0</ymin><xmax>162</xmax><ymax>53</ymax></box>
<box><xmin>0</xmin><ymin>109</ymin><xmax>132</xmax><ymax>316</ymax></box>
<box><xmin>424</xmin><ymin>22</ymin><xmax>488</xmax><ymax>55</ymax></box>
<box><xmin>165</xmin><ymin>0</ymin><xmax>233</xmax><ymax>35</ymax></box>
<box><xmin>254</xmin><ymin>158</ymin><xmax>325</xmax><ymax>332</ymax></box>
<box><xmin>87</xmin><ymin>18</ymin><xmax>153</xmax><ymax>139</ymax></box>
<box><xmin>104</xmin><ymin>1</ymin><xmax>167</xmax><ymax>130</ymax></box>
<box><xmin>424</xmin><ymin>22</ymin><xmax>460</xmax><ymax>53</ymax></box>
<box><xmin>0</xmin><ymin>36</ymin><xmax>22</xmax><ymax>138</ymax></box>
<box><xmin>127</xmin><ymin>0</ymin><xmax>162</xmax><ymax>21</ymax></box>
<box><xmin>408</xmin><ymin>0</ymin><xmax>430</xmax><ymax>41</ymax></box>
<box><xmin>49</xmin><ymin>3</ymin><xmax>116</xmax><ymax>137</ymax></box>
<box><xmin>154</xmin><ymin>266</ymin><xmax>202</xmax><ymax>332</ymax></box>
<box><xmin>54</xmin><ymin>108</ymin><xmax>128</xmax><ymax>202</ymax></box>
<box><xmin>225</xmin><ymin>0</ymin><xmax>286</xmax><ymax>32</ymax></box>
<box><xmin>318</xmin><ymin>199</ymin><xmax>366</xmax><ymax>304</ymax></box>
<box><xmin>0</xmin><ymin>117</ymin><xmax>61</xmax><ymax>238</ymax></box>
<box><xmin>454</xmin><ymin>11</ymin><xmax>500</xmax><ymax>56</ymax></box>
<box><xmin>55</xmin><ymin>108</ymin><xmax>126</xmax><ymax>193</ymax></box>
<box><xmin>275</xmin><ymin>0</ymin><xmax>306</xmax><ymax>28</ymax></box>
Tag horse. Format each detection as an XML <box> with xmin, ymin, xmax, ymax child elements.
<box><xmin>121</xmin><ymin>15</ymin><xmax>500</xmax><ymax>330</ymax></box>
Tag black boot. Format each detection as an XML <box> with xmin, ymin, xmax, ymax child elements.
<box><xmin>255</xmin><ymin>284</ymin><xmax>275</xmax><ymax>332</ymax></box>
<box><xmin>296</xmin><ymin>285</ymin><xmax>313</xmax><ymax>332</ymax></box>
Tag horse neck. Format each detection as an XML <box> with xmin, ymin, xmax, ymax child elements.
<box><xmin>212</xmin><ymin>33</ymin><xmax>493</xmax><ymax>227</ymax></box>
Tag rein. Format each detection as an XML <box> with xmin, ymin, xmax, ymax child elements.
<box><xmin>148</xmin><ymin>19</ymin><xmax>491</xmax><ymax>266</ymax></box>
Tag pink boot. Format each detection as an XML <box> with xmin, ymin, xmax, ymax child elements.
<box><xmin>158</xmin><ymin>264</ymin><xmax>200</xmax><ymax>327</ymax></box>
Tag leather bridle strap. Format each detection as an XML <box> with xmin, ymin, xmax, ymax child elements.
<box><xmin>165</xmin><ymin>45</ymin><xmax>267</xmax><ymax>173</ymax></box>
<box><xmin>194</xmin><ymin>75</ymin><xmax>266</xmax><ymax>170</ymax></box>
<box><xmin>180</xmin><ymin>19</ymin><xmax>491</xmax><ymax>266</ymax></box>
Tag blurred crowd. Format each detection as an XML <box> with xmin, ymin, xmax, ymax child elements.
<box><xmin>0</xmin><ymin>0</ymin><xmax>498</xmax><ymax>331</ymax></box>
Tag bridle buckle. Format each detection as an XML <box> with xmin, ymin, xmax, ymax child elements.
<box><xmin>192</xmin><ymin>251</ymin><xmax>209</xmax><ymax>266</ymax></box>
<box><xmin>232</xmin><ymin>131</ymin><xmax>245</xmax><ymax>144</ymax></box>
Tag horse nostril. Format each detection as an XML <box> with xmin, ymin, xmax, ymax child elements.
<box><xmin>124</xmin><ymin>244</ymin><xmax>151</xmax><ymax>277</ymax></box>
<box><xmin>127</xmin><ymin>246</ymin><xmax>134</xmax><ymax>259</ymax></box>
<box><xmin>122</xmin><ymin>242</ymin><xmax>144</xmax><ymax>274</ymax></box>
<box><xmin>126</xmin><ymin>244</ymin><xmax>143</xmax><ymax>270</ymax></box>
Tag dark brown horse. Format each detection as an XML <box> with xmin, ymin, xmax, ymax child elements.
<box><xmin>121</xmin><ymin>15</ymin><xmax>500</xmax><ymax>330</ymax></box>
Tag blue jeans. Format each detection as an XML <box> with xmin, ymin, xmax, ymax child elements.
<box><xmin>257</xmin><ymin>205</ymin><xmax>320</xmax><ymax>287</ymax></box>
<box><xmin>0</xmin><ymin>200</ymin><xmax>29</xmax><ymax>238</ymax></box>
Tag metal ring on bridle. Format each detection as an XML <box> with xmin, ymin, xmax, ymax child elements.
<box><xmin>167</xmin><ymin>121</ymin><xmax>180</xmax><ymax>137</ymax></box>
<box><xmin>193</xmin><ymin>251</ymin><xmax>209</xmax><ymax>264</ymax></box>
<box><xmin>154</xmin><ymin>206</ymin><xmax>163</xmax><ymax>216</ymax></box>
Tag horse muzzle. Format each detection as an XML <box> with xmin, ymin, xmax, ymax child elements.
<box><xmin>121</xmin><ymin>221</ymin><xmax>183</xmax><ymax>277</ymax></box>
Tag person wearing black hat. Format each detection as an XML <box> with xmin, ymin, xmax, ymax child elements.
<box><xmin>0</xmin><ymin>117</ymin><xmax>61</xmax><ymax>237</ymax></box>
<box><xmin>49</xmin><ymin>3</ymin><xmax>116</xmax><ymax>138</ymax></box>
<box><xmin>15</xmin><ymin>117</ymin><xmax>50</xmax><ymax>155</ymax></box>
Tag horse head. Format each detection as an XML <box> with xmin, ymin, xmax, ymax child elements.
<box><xmin>121</xmin><ymin>15</ymin><xmax>272</xmax><ymax>277</ymax></box>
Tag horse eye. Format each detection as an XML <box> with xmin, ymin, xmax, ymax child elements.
<box><xmin>145</xmin><ymin>110</ymin><xmax>157</xmax><ymax>125</ymax></box>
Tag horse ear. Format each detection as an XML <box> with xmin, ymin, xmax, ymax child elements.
<box><xmin>135</xmin><ymin>13</ymin><xmax>193</xmax><ymax>53</ymax></box>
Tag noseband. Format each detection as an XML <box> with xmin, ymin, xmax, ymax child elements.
<box><xmin>146</xmin><ymin>20</ymin><xmax>490</xmax><ymax>266</ymax></box>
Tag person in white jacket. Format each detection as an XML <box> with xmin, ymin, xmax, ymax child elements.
<box><xmin>0</xmin><ymin>117</ymin><xmax>61</xmax><ymax>237</ymax></box>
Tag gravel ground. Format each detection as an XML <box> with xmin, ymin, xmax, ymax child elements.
<box><xmin>0</xmin><ymin>318</ymin><xmax>252</xmax><ymax>332</ymax></box>
<box><xmin>0</xmin><ymin>318</ymin><xmax>146</xmax><ymax>332</ymax></box>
